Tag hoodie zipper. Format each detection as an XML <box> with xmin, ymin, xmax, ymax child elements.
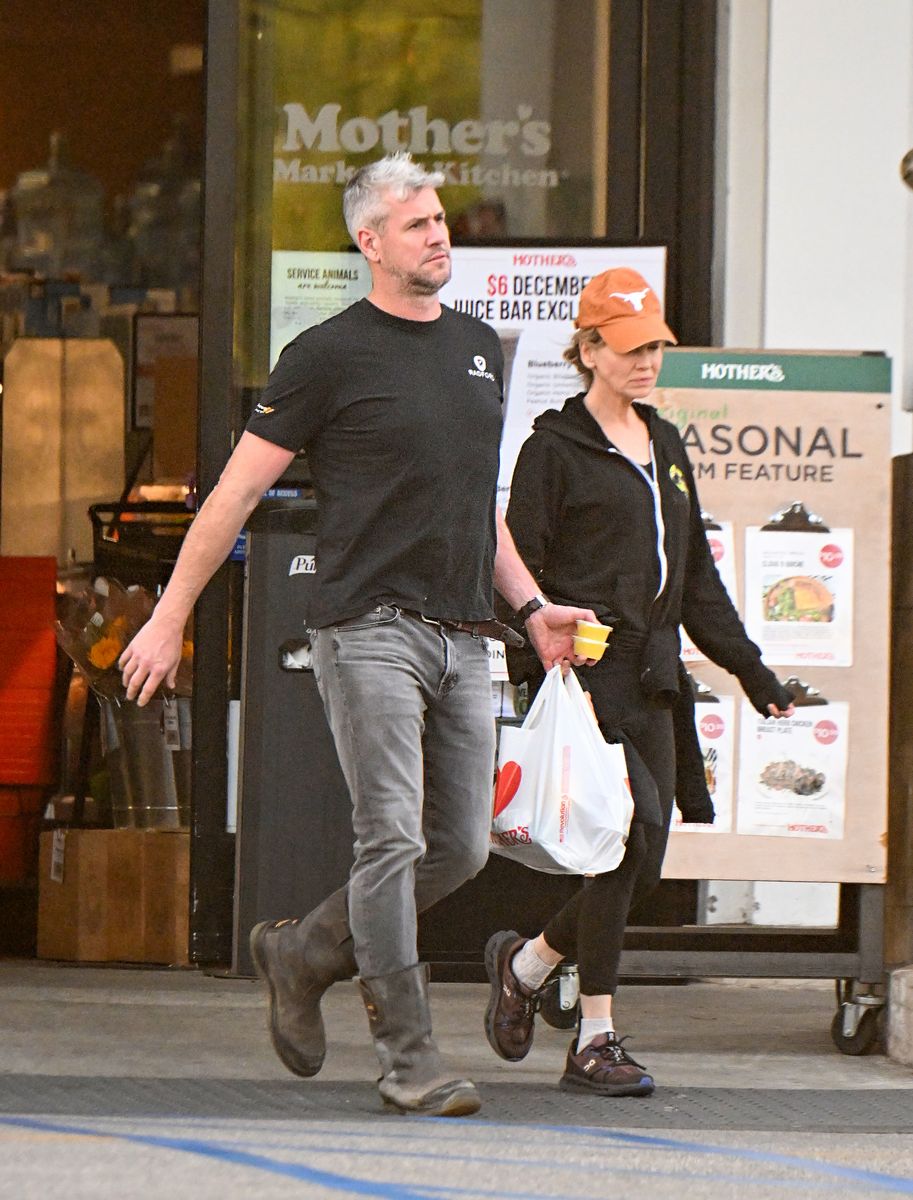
<box><xmin>607</xmin><ymin>443</ymin><xmax>668</xmax><ymax>600</ymax></box>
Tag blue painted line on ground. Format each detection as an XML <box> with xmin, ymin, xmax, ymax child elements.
<box><xmin>0</xmin><ymin>1112</ymin><xmax>832</xmax><ymax>1200</ymax></box>
<box><xmin>4</xmin><ymin>1112</ymin><xmax>913</xmax><ymax>1197</ymax></box>
<box><xmin>450</xmin><ymin>1118</ymin><xmax>913</xmax><ymax>1194</ymax></box>
<box><xmin>602</xmin><ymin>1126</ymin><xmax>913</xmax><ymax>1192</ymax></box>
<box><xmin>180</xmin><ymin>1134</ymin><xmax>837</xmax><ymax>1192</ymax></box>
<box><xmin>420</xmin><ymin>1181</ymin><xmax>832</xmax><ymax>1198</ymax></box>
<box><xmin>0</xmin><ymin>1115</ymin><xmax>439</xmax><ymax>1199</ymax></box>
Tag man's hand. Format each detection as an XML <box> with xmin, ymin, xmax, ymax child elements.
<box><xmin>525</xmin><ymin>602</ymin><xmax>598</xmax><ymax>671</ymax></box>
<box><xmin>767</xmin><ymin>702</ymin><xmax>795</xmax><ymax>718</ymax></box>
<box><xmin>114</xmin><ymin>432</ymin><xmax>295</xmax><ymax>707</ymax></box>
<box><xmin>119</xmin><ymin>615</ymin><xmax>185</xmax><ymax>707</ymax></box>
<box><xmin>492</xmin><ymin>510</ymin><xmax>600</xmax><ymax>671</ymax></box>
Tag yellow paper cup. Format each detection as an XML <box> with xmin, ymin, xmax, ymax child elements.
<box><xmin>573</xmin><ymin>635</ymin><xmax>607</xmax><ymax>661</ymax></box>
<box><xmin>575</xmin><ymin>619</ymin><xmax>611</xmax><ymax>644</ymax></box>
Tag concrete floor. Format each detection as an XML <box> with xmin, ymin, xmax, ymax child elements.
<box><xmin>2</xmin><ymin>960</ymin><xmax>913</xmax><ymax>1198</ymax></box>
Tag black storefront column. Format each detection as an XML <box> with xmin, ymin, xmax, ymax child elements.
<box><xmin>188</xmin><ymin>2</ymin><xmax>242</xmax><ymax>965</ymax></box>
<box><xmin>232</xmin><ymin>500</ymin><xmax>353</xmax><ymax>975</ymax></box>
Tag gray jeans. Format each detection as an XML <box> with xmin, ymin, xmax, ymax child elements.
<box><xmin>312</xmin><ymin>606</ymin><xmax>495</xmax><ymax>978</ymax></box>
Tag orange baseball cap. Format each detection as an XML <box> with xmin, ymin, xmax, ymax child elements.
<box><xmin>576</xmin><ymin>267</ymin><xmax>677</xmax><ymax>353</ymax></box>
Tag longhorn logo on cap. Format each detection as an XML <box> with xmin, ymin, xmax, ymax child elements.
<box><xmin>609</xmin><ymin>288</ymin><xmax>651</xmax><ymax>311</ymax></box>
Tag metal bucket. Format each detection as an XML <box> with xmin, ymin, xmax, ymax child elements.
<box><xmin>99</xmin><ymin>697</ymin><xmax>191</xmax><ymax>829</ymax></box>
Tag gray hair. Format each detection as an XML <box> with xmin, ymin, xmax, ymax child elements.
<box><xmin>342</xmin><ymin>152</ymin><xmax>445</xmax><ymax>242</ymax></box>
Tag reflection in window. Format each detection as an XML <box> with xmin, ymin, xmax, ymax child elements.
<box><xmin>253</xmin><ymin>0</ymin><xmax>606</xmax><ymax>250</ymax></box>
<box><xmin>237</xmin><ymin>0</ymin><xmax>607</xmax><ymax>378</ymax></box>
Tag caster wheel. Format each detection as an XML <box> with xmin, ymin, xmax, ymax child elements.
<box><xmin>830</xmin><ymin>1006</ymin><xmax>881</xmax><ymax>1056</ymax></box>
<box><xmin>538</xmin><ymin>976</ymin><xmax>579</xmax><ymax>1030</ymax></box>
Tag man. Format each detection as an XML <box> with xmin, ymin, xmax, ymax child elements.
<box><xmin>119</xmin><ymin>152</ymin><xmax>594</xmax><ymax>1118</ymax></box>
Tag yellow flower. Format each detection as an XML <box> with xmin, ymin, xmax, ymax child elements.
<box><xmin>88</xmin><ymin>634</ymin><xmax>122</xmax><ymax>670</ymax></box>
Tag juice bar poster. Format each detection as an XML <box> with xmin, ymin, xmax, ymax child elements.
<box><xmin>269</xmin><ymin>246</ymin><xmax>668</xmax><ymax>470</ymax></box>
<box><xmin>438</xmin><ymin>245</ymin><xmax>666</xmax><ymax>505</ymax></box>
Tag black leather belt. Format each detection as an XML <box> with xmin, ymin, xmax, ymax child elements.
<box><xmin>401</xmin><ymin>609</ymin><xmax>526</xmax><ymax>649</ymax></box>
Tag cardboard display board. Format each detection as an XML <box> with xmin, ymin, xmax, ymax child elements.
<box><xmin>654</xmin><ymin>350</ymin><xmax>891</xmax><ymax>884</ymax></box>
<box><xmin>132</xmin><ymin>314</ymin><xmax>199</xmax><ymax>482</ymax></box>
<box><xmin>1</xmin><ymin>338</ymin><xmax>124</xmax><ymax>565</ymax></box>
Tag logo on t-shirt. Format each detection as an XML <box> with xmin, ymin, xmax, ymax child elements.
<box><xmin>467</xmin><ymin>354</ymin><xmax>496</xmax><ymax>382</ymax></box>
<box><xmin>289</xmin><ymin>554</ymin><xmax>316</xmax><ymax>576</ymax></box>
<box><xmin>254</xmin><ymin>402</ymin><xmax>275</xmax><ymax>415</ymax></box>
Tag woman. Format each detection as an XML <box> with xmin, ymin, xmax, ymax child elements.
<box><xmin>484</xmin><ymin>267</ymin><xmax>793</xmax><ymax>1098</ymax></box>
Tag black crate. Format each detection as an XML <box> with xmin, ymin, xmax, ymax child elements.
<box><xmin>89</xmin><ymin>502</ymin><xmax>193</xmax><ymax>592</ymax></box>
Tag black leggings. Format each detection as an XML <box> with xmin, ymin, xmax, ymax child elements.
<box><xmin>540</xmin><ymin>657</ymin><xmax>676</xmax><ymax>996</ymax></box>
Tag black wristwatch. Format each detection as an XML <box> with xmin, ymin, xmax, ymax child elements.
<box><xmin>516</xmin><ymin>593</ymin><xmax>548</xmax><ymax>623</ymax></box>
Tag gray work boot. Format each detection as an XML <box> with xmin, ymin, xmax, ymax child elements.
<box><xmin>358</xmin><ymin>963</ymin><xmax>481</xmax><ymax>1117</ymax></box>
<box><xmin>250</xmin><ymin>889</ymin><xmax>356</xmax><ymax>1078</ymax></box>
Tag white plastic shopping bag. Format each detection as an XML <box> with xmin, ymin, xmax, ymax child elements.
<box><xmin>490</xmin><ymin>666</ymin><xmax>635</xmax><ymax>874</ymax></box>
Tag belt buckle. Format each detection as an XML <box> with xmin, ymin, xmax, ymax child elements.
<box><xmin>426</xmin><ymin>613</ymin><xmax>469</xmax><ymax>637</ymax></box>
<box><xmin>416</xmin><ymin>612</ymin><xmax>444</xmax><ymax>631</ymax></box>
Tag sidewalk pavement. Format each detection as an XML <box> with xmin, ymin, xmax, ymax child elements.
<box><xmin>3</xmin><ymin>959</ymin><xmax>913</xmax><ymax>1199</ymax></box>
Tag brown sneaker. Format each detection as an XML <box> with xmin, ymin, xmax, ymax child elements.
<box><xmin>559</xmin><ymin>1033</ymin><xmax>654</xmax><ymax>1097</ymax></box>
<box><xmin>483</xmin><ymin>929</ymin><xmax>541</xmax><ymax>1062</ymax></box>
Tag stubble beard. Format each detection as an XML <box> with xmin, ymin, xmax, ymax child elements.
<box><xmin>396</xmin><ymin>256</ymin><xmax>452</xmax><ymax>298</ymax></box>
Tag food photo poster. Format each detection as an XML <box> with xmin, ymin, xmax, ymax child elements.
<box><xmin>744</xmin><ymin>529</ymin><xmax>854</xmax><ymax>668</ymax></box>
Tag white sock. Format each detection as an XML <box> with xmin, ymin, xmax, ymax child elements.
<box><xmin>577</xmin><ymin>1017</ymin><xmax>614</xmax><ymax>1053</ymax></box>
<box><xmin>511</xmin><ymin>941</ymin><xmax>557</xmax><ymax>992</ymax></box>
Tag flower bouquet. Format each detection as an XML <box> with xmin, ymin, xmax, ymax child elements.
<box><xmin>55</xmin><ymin>578</ymin><xmax>193</xmax><ymax>699</ymax></box>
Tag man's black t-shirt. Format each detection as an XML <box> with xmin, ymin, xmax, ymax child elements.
<box><xmin>246</xmin><ymin>299</ymin><xmax>504</xmax><ymax>627</ymax></box>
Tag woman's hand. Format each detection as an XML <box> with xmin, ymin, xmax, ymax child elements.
<box><xmin>767</xmin><ymin>701</ymin><xmax>795</xmax><ymax>718</ymax></box>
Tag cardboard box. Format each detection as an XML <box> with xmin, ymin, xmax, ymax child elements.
<box><xmin>37</xmin><ymin>828</ymin><xmax>189</xmax><ymax>965</ymax></box>
<box><xmin>151</xmin><ymin>355</ymin><xmax>198</xmax><ymax>480</ymax></box>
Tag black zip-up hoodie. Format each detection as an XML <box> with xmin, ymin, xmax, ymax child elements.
<box><xmin>505</xmin><ymin>394</ymin><xmax>790</xmax><ymax>715</ymax></box>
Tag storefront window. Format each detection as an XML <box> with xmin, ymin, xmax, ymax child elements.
<box><xmin>235</xmin><ymin>0</ymin><xmax>609</xmax><ymax>380</ymax></box>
